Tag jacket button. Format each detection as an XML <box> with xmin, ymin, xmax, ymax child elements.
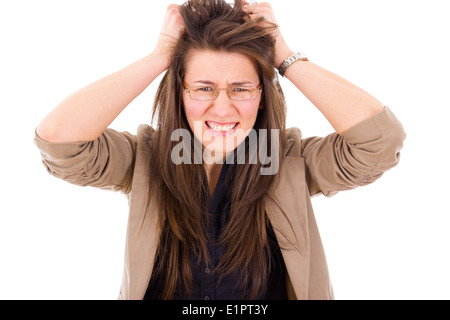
<box><xmin>204</xmin><ymin>295</ymin><xmax>210</xmax><ymax>300</ymax></box>
<box><xmin>205</xmin><ymin>268</ymin><xmax>211</xmax><ymax>274</ymax></box>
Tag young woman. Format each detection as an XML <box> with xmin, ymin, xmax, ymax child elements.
<box><xmin>34</xmin><ymin>0</ymin><xmax>406</xmax><ymax>300</ymax></box>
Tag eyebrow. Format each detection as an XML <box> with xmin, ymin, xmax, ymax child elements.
<box><xmin>192</xmin><ymin>80</ymin><xmax>255</xmax><ymax>86</ymax></box>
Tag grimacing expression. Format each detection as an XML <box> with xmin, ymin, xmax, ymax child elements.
<box><xmin>182</xmin><ymin>49</ymin><xmax>263</xmax><ymax>158</ymax></box>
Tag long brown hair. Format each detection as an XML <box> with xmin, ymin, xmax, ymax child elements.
<box><xmin>146</xmin><ymin>0</ymin><xmax>287</xmax><ymax>299</ymax></box>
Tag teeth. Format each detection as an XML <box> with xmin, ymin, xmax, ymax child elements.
<box><xmin>207</xmin><ymin>122</ymin><xmax>237</xmax><ymax>132</ymax></box>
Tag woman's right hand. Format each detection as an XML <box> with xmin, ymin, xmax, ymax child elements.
<box><xmin>153</xmin><ymin>4</ymin><xmax>185</xmax><ymax>68</ymax></box>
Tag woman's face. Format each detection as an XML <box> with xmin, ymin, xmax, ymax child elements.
<box><xmin>182</xmin><ymin>49</ymin><xmax>262</xmax><ymax>160</ymax></box>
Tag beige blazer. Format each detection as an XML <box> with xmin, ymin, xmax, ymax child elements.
<box><xmin>34</xmin><ymin>106</ymin><xmax>406</xmax><ymax>300</ymax></box>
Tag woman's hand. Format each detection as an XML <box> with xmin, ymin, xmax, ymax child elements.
<box><xmin>242</xmin><ymin>1</ymin><xmax>294</xmax><ymax>68</ymax></box>
<box><xmin>153</xmin><ymin>4</ymin><xmax>185</xmax><ymax>68</ymax></box>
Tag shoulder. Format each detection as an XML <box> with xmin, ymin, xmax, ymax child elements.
<box><xmin>283</xmin><ymin>127</ymin><xmax>303</xmax><ymax>157</ymax></box>
<box><xmin>135</xmin><ymin>124</ymin><xmax>156</xmax><ymax>153</ymax></box>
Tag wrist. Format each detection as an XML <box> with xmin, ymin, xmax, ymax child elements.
<box><xmin>148</xmin><ymin>50</ymin><xmax>171</xmax><ymax>74</ymax></box>
<box><xmin>275</xmin><ymin>45</ymin><xmax>295</xmax><ymax>68</ymax></box>
<box><xmin>151</xmin><ymin>41</ymin><xmax>173</xmax><ymax>67</ymax></box>
<box><xmin>277</xmin><ymin>52</ymin><xmax>309</xmax><ymax>77</ymax></box>
<box><xmin>152</xmin><ymin>33</ymin><xmax>178</xmax><ymax>69</ymax></box>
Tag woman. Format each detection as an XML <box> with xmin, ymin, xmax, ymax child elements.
<box><xmin>34</xmin><ymin>0</ymin><xmax>406</xmax><ymax>300</ymax></box>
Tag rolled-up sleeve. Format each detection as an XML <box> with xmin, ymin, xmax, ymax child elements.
<box><xmin>301</xmin><ymin>106</ymin><xmax>406</xmax><ymax>197</ymax></box>
<box><xmin>34</xmin><ymin>128</ymin><xmax>137</xmax><ymax>195</ymax></box>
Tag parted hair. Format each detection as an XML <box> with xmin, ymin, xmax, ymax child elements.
<box><xmin>147</xmin><ymin>0</ymin><xmax>287</xmax><ymax>299</ymax></box>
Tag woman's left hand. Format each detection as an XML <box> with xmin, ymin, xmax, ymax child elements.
<box><xmin>242</xmin><ymin>1</ymin><xmax>294</xmax><ymax>68</ymax></box>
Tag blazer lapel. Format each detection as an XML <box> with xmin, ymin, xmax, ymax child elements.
<box><xmin>121</xmin><ymin>150</ymin><xmax>161</xmax><ymax>300</ymax></box>
<box><xmin>266</xmin><ymin>141</ymin><xmax>311</xmax><ymax>300</ymax></box>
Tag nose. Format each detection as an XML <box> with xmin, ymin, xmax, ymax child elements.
<box><xmin>210</xmin><ymin>89</ymin><xmax>235</xmax><ymax>118</ymax></box>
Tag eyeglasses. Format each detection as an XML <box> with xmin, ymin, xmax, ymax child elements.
<box><xmin>183</xmin><ymin>83</ymin><xmax>262</xmax><ymax>101</ymax></box>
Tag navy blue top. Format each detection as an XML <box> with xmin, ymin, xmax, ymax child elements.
<box><xmin>144</xmin><ymin>162</ymin><xmax>287</xmax><ymax>300</ymax></box>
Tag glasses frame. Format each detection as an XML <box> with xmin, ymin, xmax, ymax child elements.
<box><xmin>183</xmin><ymin>82</ymin><xmax>263</xmax><ymax>101</ymax></box>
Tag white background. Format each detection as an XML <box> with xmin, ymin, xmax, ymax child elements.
<box><xmin>1</xmin><ymin>0</ymin><xmax>449</xmax><ymax>300</ymax></box>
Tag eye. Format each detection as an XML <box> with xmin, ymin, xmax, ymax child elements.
<box><xmin>232</xmin><ymin>87</ymin><xmax>250</xmax><ymax>92</ymax></box>
<box><xmin>197</xmin><ymin>87</ymin><xmax>213</xmax><ymax>92</ymax></box>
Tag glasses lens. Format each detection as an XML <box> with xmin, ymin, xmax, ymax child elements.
<box><xmin>188</xmin><ymin>86</ymin><xmax>260</xmax><ymax>101</ymax></box>
<box><xmin>191</xmin><ymin>87</ymin><xmax>216</xmax><ymax>100</ymax></box>
<box><xmin>230</xmin><ymin>87</ymin><xmax>256</xmax><ymax>101</ymax></box>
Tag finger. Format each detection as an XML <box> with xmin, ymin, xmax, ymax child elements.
<box><xmin>243</xmin><ymin>4</ymin><xmax>253</xmax><ymax>14</ymax></box>
<box><xmin>243</xmin><ymin>2</ymin><xmax>259</xmax><ymax>14</ymax></box>
<box><xmin>248</xmin><ymin>13</ymin><xmax>266</xmax><ymax>21</ymax></box>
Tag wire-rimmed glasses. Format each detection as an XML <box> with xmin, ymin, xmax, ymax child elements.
<box><xmin>183</xmin><ymin>83</ymin><xmax>262</xmax><ymax>101</ymax></box>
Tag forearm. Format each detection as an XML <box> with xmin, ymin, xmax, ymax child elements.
<box><xmin>242</xmin><ymin>3</ymin><xmax>384</xmax><ymax>134</ymax></box>
<box><xmin>37</xmin><ymin>52</ymin><xmax>168</xmax><ymax>142</ymax></box>
<box><xmin>284</xmin><ymin>58</ymin><xmax>384</xmax><ymax>134</ymax></box>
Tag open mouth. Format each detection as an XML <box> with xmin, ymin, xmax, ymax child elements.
<box><xmin>206</xmin><ymin>121</ymin><xmax>239</xmax><ymax>133</ymax></box>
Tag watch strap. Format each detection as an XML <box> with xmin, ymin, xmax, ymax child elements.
<box><xmin>278</xmin><ymin>52</ymin><xmax>308</xmax><ymax>77</ymax></box>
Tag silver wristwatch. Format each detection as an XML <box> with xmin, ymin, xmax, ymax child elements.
<box><xmin>278</xmin><ymin>52</ymin><xmax>308</xmax><ymax>77</ymax></box>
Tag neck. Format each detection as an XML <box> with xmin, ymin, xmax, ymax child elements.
<box><xmin>204</xmin><ymin>162</ymin><xmax>223</xmax><ymax>196</ymax></box>
<box><xmin>202</xmin><ymin>149</ymin><xmax>234</xmax><ymax>196</ymax></box>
